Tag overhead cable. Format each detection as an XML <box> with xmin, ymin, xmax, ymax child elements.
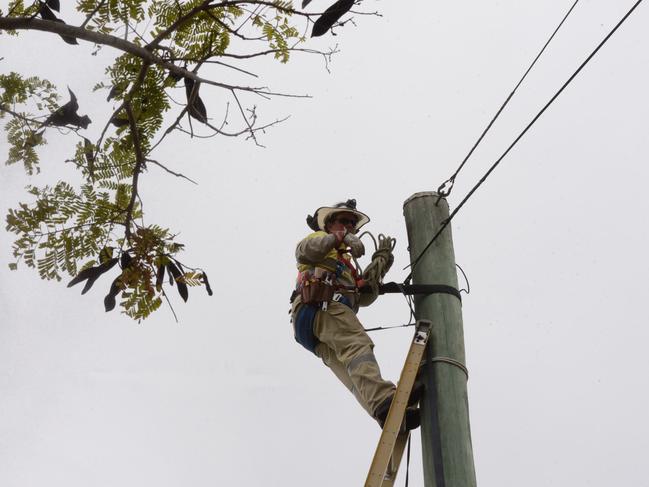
<box><xmin>437</xmin><ymin>0</ymin><xmax>581</xmax><ymax>201</ymax></box>
<box><xmin>405</xmin><ymin>0</ymin><xmax>645</xmax><ymax>284</ymax></box>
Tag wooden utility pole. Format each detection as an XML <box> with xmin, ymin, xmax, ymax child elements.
<box><xmin>403</xmin><ymin>192</ymin><xmax>477</xmax><ymax>487</ymax></box>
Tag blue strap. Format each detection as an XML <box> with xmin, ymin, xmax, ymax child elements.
<box><xmin>294</xmin><ymin>294</ymin><xmax>353</xmax><ymax>355</ymax></box>
<box><xmin>294</xmin><ymin>304</ymin><xmax>320</xmax><ymax>354</ymax></box>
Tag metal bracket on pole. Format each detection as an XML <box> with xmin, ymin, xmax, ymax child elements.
<box><xmin>365</xmin><ymin>319</ymin><xmax>432</xmax><ymax>487</ymax></box>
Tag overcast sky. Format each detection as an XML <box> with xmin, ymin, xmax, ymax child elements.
<box><xmin>1</xmin><ymin>1</ymin><xmax>648</xmax><ymax>486</ymax></box>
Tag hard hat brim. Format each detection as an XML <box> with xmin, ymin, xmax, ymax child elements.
<box><xmin>315</xmin><ymin>206</ymin><xmax>370</xmax><ymax>232</ymax></box>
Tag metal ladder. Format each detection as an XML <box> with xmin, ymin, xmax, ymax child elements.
<box><xmin>365</xmin><ymin>319</ymin><xmax>432</xmax><ymax>487</ymax></box>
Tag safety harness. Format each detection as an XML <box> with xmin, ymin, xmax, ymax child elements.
<box><xmin>291</xmin><ymin>234</ymin><xmax>462</xmax><ymax>355</ymax></box>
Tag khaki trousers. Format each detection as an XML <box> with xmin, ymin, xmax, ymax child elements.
<box><xmin>313</xmin><ymin>301</ymin><xmax>395</xmax><ymax>417</ymax></box>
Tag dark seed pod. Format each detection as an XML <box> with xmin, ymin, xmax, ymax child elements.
<box><xmin>311</xmin><ymin>0</ymin><xmax>354</xmax><ymax>37</ymax></box>
<box><xmin>38</xmin><ymin>3</ymin><xmax>57</xmax><ymax>20</ymax></box>
<box><xmin>302</xmin><ymin>0</ymin><xmax>313</xmax><ymax>7</ymax></box>
<box><xmin>39</xmin><ymin>5</ymin><xmax>78</xmax><ymax>45</ymax></box>
<box><xmin>202</xmin><ymin>272</ymin><xmax>214</xmax><ymax>296</ymax></box>
<box><xmin>155</xmin><ymin>263</ymin><xmax>165</xmax><ymax>292</ymax></box>
<box><xmin>167</xmin><ymin>71</ymin><xmax>183</xmax><ymax>83</ymax></box>
<box><xmin>184</xmin><ymin>77</ymin><xmax>208</xmax><ymax>123</ymax></box>
<box><xmin>67</xmin><ymin>257</ymin><xmax>119</xmax><ymax>295</ymax></box>
<box><xmin>47</xmin><ymin>0</ymin><xmax>60</xmax><ymax>12</ymax></box>
<box><xmin>167</xmin><ymin>265</ymin><xmax>174</xmax><ymax>286</ymax></box>
<box><xmin>120</xmin><ymin>251</ymin><xmax>132</xmax><ymax>269</ymax></box>
<box><xmin>104</xmin><ymin>277</ymin><xmax>122</xmax><ymax>312</ymax></box>
<box><xmin>110</xmin><ymin>115</ymin><xmax>130</xmax><ymax>127</ymax></box>
<box><xmin>166</xmin><ymin>262</ymin><xmax>188</xmax><ymax>302</ymax></box>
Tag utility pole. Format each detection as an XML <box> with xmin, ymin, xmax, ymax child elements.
<box><xmin>403</xmin><ymin>192</ymin><xmax>477</xmax><ymax>487</ymax></box>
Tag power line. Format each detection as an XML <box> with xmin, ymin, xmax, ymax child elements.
<box><xmin>404</xmin><ymin>0</ymin><xmax>645</xmax><ymax>284</ymax></box>
<box><xmin>436</xmin><ymin>0</ymin><xmax>581</xmax><ymax>201</ymax></box>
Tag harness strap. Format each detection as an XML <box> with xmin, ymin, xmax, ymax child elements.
<box><xmin>360</xmin><ymin>281</ymin><xmax>462</xmax><ymax>302</ymax></box>
<box><xmin>337</xmin><ymin>248</ymin><xmax>365</xmax><ymax>287</ymax></box>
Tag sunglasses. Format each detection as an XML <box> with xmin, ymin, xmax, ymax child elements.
<box><xmin>335</xmin><ymin>217</ymin><xmax>358</xmax><ymax>227</ymax></box>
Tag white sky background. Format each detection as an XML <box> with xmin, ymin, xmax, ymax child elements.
<box><xmin>1</xmin><ymin>1</ymin><xmax>648</xmax><ymax>486</ymax></box>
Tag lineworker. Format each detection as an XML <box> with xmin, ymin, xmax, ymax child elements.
<box><xmin>290</xmin><ymin>199</ymin><xmax>422</xmax><ymax>429</ymax></box>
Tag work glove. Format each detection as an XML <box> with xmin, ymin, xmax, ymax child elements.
<box><xmin>343</xmin><ymin>232</ymin><xmax>365</xmax><ymax>258</ymax></box>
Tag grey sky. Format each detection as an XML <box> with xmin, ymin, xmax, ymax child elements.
<box><xmin>1</xmin><ymin>1</ymin><xmax>648</xmax><ymax>486</ymax></box>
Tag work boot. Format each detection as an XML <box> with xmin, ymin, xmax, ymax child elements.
<box><xmin>374</xmin><ymin>397</ymin><xmax>421</xmax><ymax>431</ymax></box>
<box><xmin>409</xmin><ymin>379</ymin><xmax>424</xmax><ymax>406</ymax></box>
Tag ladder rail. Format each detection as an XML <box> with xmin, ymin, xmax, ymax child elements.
<box><xmin>365</xmin><ymin>320</ymin><xmax>432</xmax><ymax>487</ymax></box>
<box><xmin>382</xmin><ymin>432</ymin><xmax>409</xmax><ymax>487</ymax></box>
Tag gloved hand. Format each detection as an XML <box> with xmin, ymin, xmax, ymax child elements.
<box><xmin>343</xmin><ymin>232</ymin><xmax>365</xmax><ymax>258</ymax></box>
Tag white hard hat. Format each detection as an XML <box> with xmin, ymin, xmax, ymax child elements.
<box><xmin>306</xmin><ymin>199</ymin><xmax>370</xmax><ymax>232</ymax></box>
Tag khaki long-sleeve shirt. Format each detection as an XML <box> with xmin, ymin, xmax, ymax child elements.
<box><xmin>293</xmin><ymin>231</ymin><xmax>375</xmax><ymax>312</ymax></box>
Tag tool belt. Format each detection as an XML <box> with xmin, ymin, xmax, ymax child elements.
<box><xmin>300</xmin><ymin>278</ymin><xmax>335</xmax><ymax>305</ymax></box>
<box><xmin>291</xmin><ymin>267</ymin><xmax>359</xmax><ymax>308</ymax></box>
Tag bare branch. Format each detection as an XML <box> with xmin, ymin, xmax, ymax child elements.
<box><xmin>200</xmin><ymin>113</ymin><xmax>289</xmax><ymax>138</ymax></box>
<box><xmin>201</xmin><ymin>59</ymin><xmax>259</xmax><ymax>78</ymax></box>
<box><xmin>231</xmin><ymin>89</ymin><xmax>261</xmax><ymax>146</ymax></box>
<box><xmin>146</xmin><ymin>158</ymin><xmax>199</xmax><ymax>185</ymax></box>
<box><xmin>161</xmin><ymin>288</ymin><xmax>179</xmax><ymax>323</ymax></box>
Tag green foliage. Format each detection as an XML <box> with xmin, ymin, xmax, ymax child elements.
<box><xmin>0</xmin><ymin>73</ymin><xmax>58</xmax><ymax>174</ymax></box>
<box><xmin>5</xmin><ymin>117</ymin><xmax>46</xmax><ymax>174</ymax></box>
<box><xmin>105</xmin><ymin>56</ymin><xmax>170</xmax><ymax>144</ymax></box>
<box><xmin>0</xmin><ymin>0</ymin><xmax>353</xmax><ymax>320</ymax></box>
<box><xmin>262</xmin><ymin>15</ymin><xmax>301</xmax><ymax>63</ymax></box>
<box><xmin>0</xmin><ymin>72</ymin><xmax>57</xmax><ymax>107</ymax></box>
<box><xmin>78</xmin><ymin>0</ymin><xmax>147</xmax><ymax>34</ymax></box>
<box><xmin>5</xmin><ymin>182</ymin><xmax>116</xmax><ymax>280</ymax></box>
<box><xmin>149</xmin><ymin>2</ymin><xmax>238</xmax><ymax>60</ymax></box>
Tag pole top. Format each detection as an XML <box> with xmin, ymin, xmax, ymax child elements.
<box><xmin>403</xmin><ymin>191</ymin><xmax>447</xmax><ymax>210</ymax></box>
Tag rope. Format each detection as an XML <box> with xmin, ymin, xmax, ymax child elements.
<box><xmin>436</xmin><ymin>0</ymin><xmax>580</xmax><ymax>202</ymax></box>
<box><xmin>404</xmin><ymin>0</ymin><xmax>645</xmax><ymax>284</ymax></box>
<box><xmin>358</xmin><ymin>232</ymin><xmax>396</xmax><ymax>302</ymax></box>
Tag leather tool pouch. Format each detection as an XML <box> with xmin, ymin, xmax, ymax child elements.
<box><xmin>300</xmin><ymin>280</ymin><xmax>334</xmax><ymax>305</ymax></box>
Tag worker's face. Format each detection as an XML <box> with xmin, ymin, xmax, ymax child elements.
<box><xmin>326</xmin><ymin>212</ymin><xmax>358</xmax><ymax>234</ymax></box>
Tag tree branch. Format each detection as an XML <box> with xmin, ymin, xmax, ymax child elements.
<box><xmin>146</xmin><ymin>158</ymin><xmax>198</xmax><ymax>185</ymax></box>
<box><xmin>0</xmin><ymin>16</ymin><xmax>310</xmax><ymax>98</ymax></box>
<box><xmin>123</xmin><ymin>100</ymin><xmax>147</xmax><ymax>241</ymax></box>
<box><xmin>0</xmin><ymin>104</ymin><xmax>41</xmax><ymax>126</ymax></box>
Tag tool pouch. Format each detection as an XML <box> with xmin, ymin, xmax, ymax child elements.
<box><xmin>300</xmin><ymin>280</ymin><xmax>334</xmax><ymax>305</ymax></box>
